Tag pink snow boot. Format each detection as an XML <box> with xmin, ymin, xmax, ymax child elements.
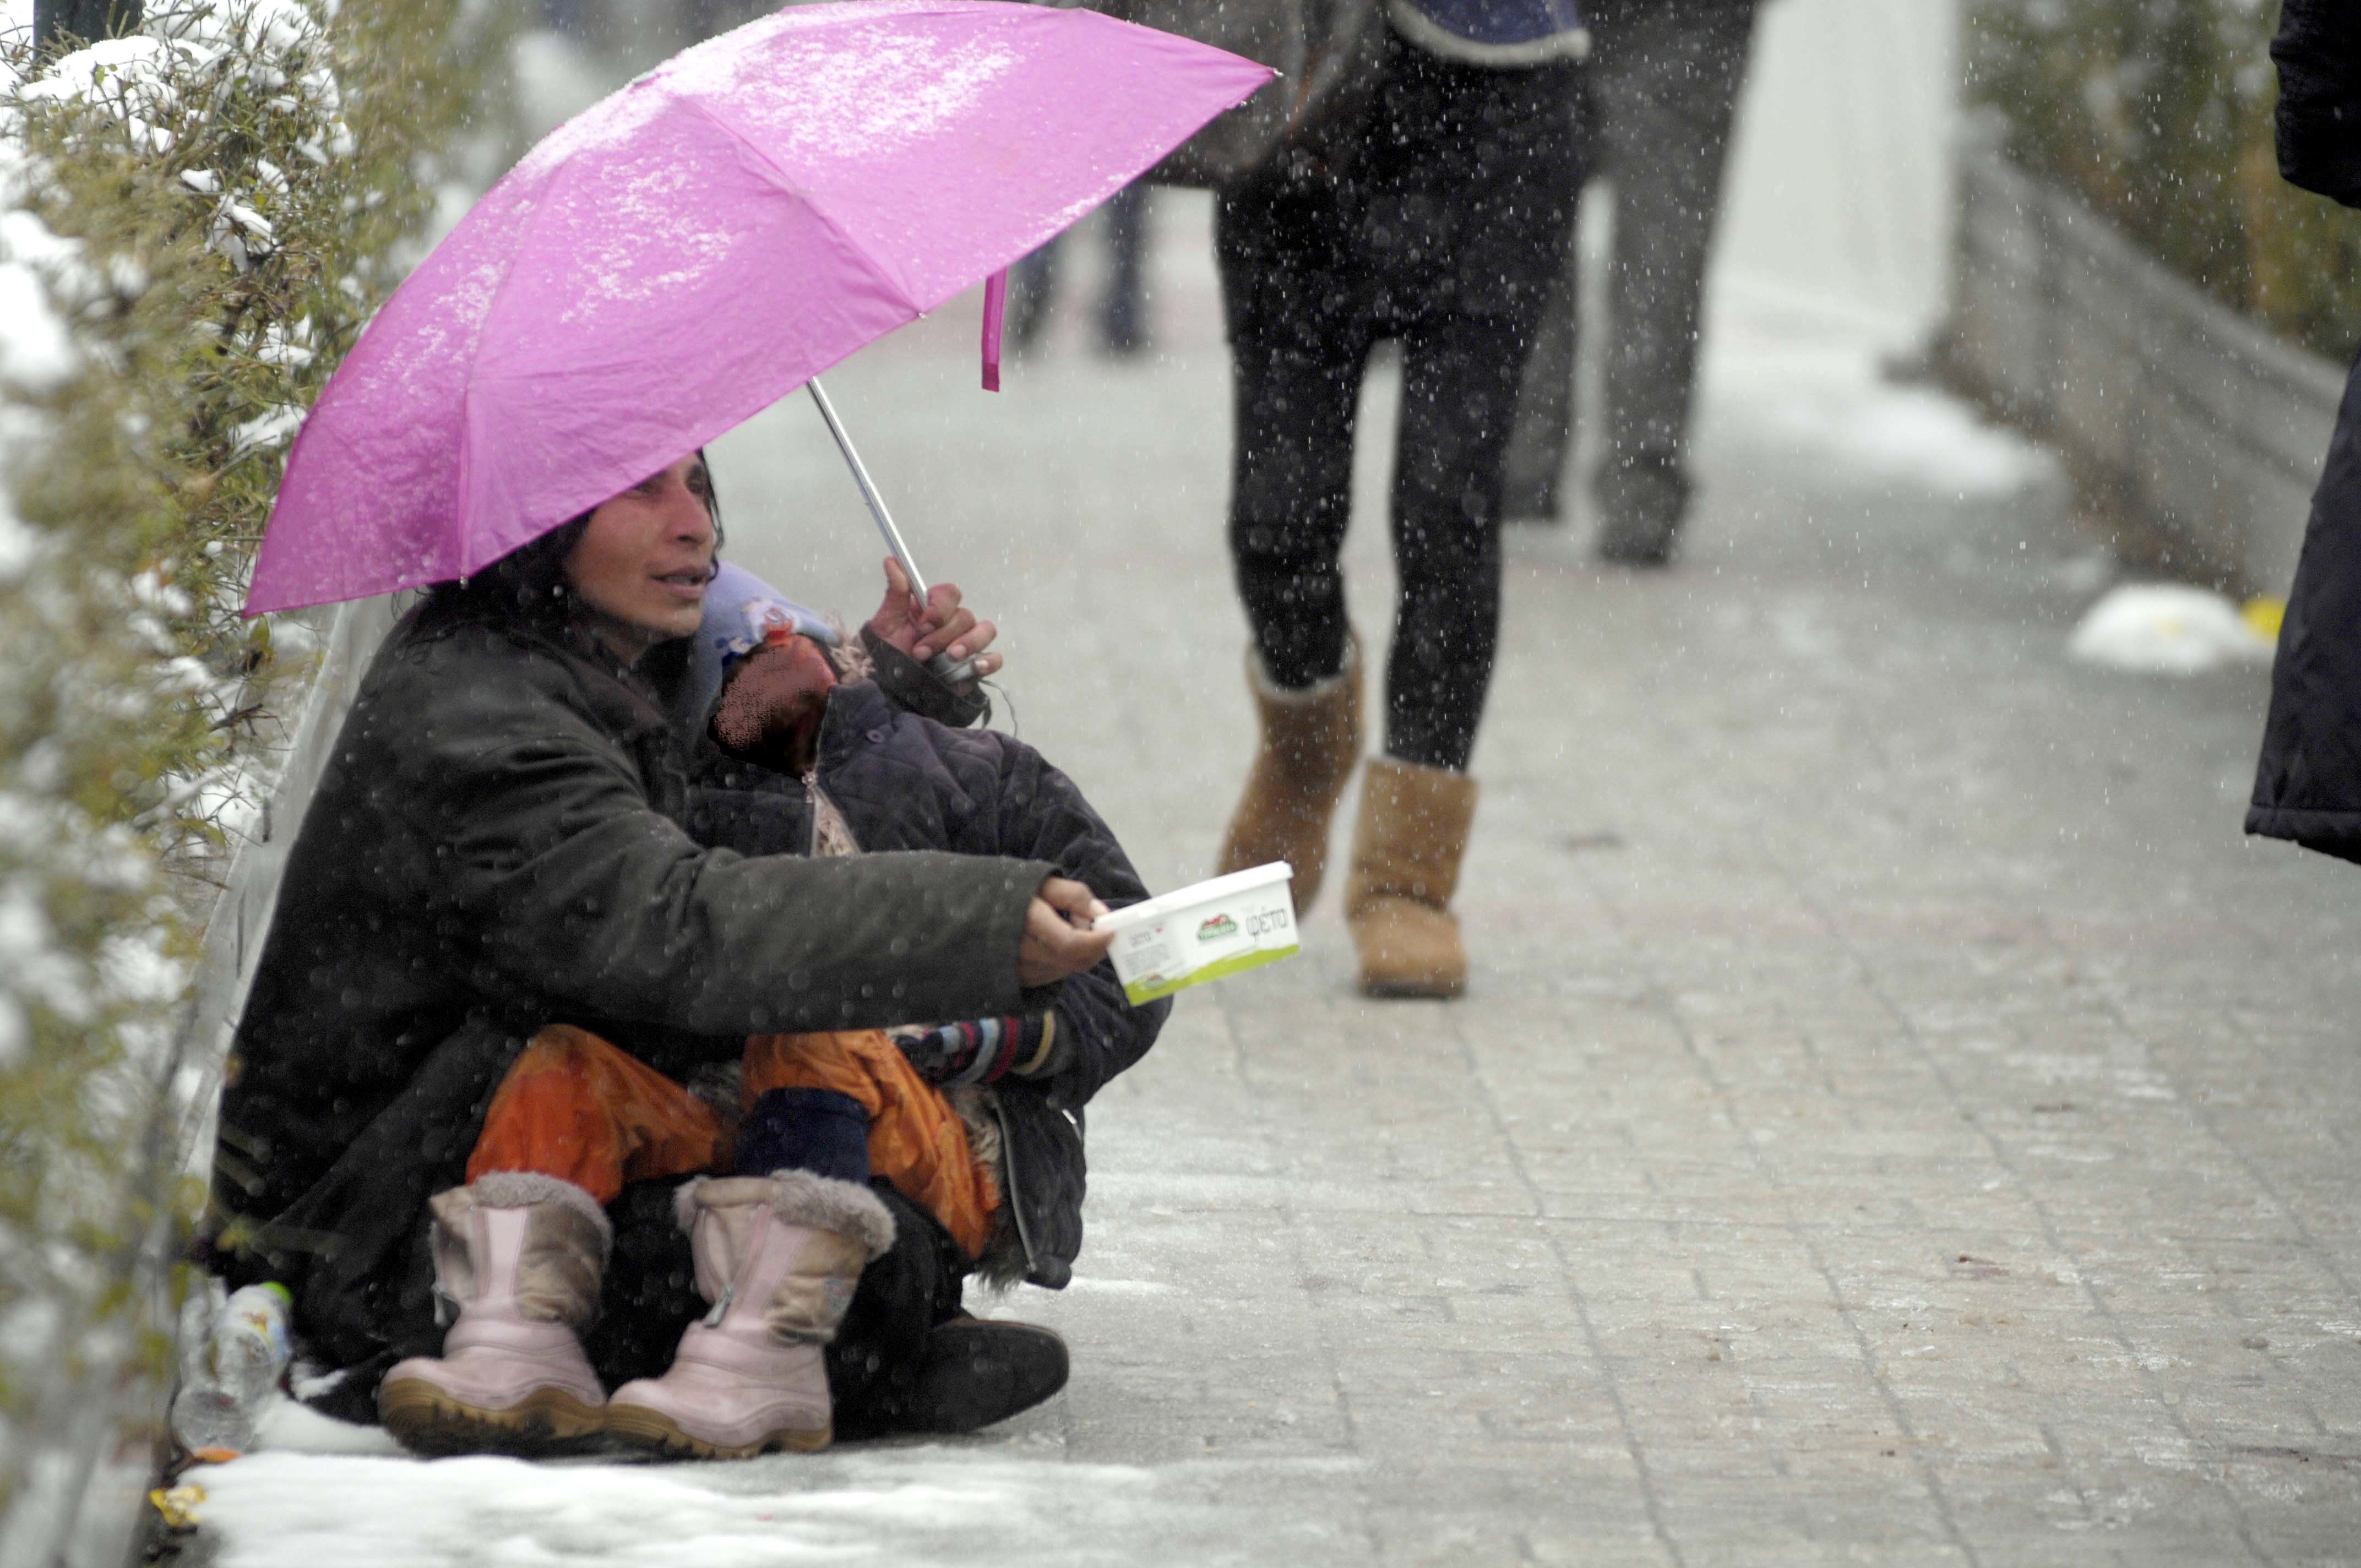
<box><xmin>606</xmin><ymin>1171</ymin><xmax>894</xmax><ymax>1460</ymax></box>
<box><xmin>377</xmin><ymin>1173</ymin><xmax>611</xmax><ymax>1457</ymax></box>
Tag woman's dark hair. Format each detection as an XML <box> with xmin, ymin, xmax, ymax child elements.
<box><xmin>426</xmin><ymin>453</ymin><xmax>723</xmax><ymax>625</ymax></box>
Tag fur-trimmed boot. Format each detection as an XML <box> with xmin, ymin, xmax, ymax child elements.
<box><xmin>605</xmin><ymin>1171</ymin><xmax>894</xmax><ymax>1459</ymax></box>
<box><xmin>1344</xmin><ymin>757</ymin><xmax>1479</xmax><ymax>999</ymax></box>
<box><xmin>1216</xmin><ymin>637</ymin><xmax>1362</xmax><ymax>910</ymax></box>
<box><xmin>377</xmin><ymin>1173</ymin><xmax>612</xmax><ymax>1457</ymax></box>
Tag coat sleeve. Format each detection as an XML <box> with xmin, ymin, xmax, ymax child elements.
<box><xmin>393</xmin><ymin>657</ymin><xmax>1049</xmax><ymax>1038</ymax></box>
<box><xmin>976</xmin><ymin>737</ymin><xmax>1171</xmax><ymax>1111</ymax></box>
<box><xmin>2275</xmin><ymin>0</ymin><xmax>2361</xmax><ymax>208</ymax></box>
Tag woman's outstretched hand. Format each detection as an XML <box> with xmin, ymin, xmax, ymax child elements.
<box><xmin>867</xmin><ymin>557</ymin><xmax>1002</xmax><ymax>679</ymax></box>
<box><xmin>1018</xmin><ymin>876</ymin><xmax>1115</xmax><ymax>987</ymax></box>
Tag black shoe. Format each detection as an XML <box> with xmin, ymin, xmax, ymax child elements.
<box><xmin>891</xmin><ymin>1317</ymin><xmax>1069</xmax><ymax>1434</ymax></box>
<box><xmin>1098</xmin><ymin>293</ymin><xmax>1147</xmax><ymax>357</ymax></box>
<box><xmin>1596</xmin><ymin>513</ymin><xmax>1680</xmax><ymax>568</ymax></box>
<box><xmin>1501</xmin><ymin>479</ymin><xmax>1564</xmax><ymax>523</ymax></box>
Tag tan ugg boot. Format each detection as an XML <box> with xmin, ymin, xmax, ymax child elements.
<box><xmin>1344</xmin><ymin>757</ymin><xmax>1478</xmax><ymax>999</ymax></box>
<box><xmin>1216</xmin><ymin>637</ymin><xmax>1362</xmax><ymax>911</ymax></box>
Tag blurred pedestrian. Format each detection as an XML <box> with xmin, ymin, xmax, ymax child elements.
<box><xmin>1214</xmin><ymin>0</ymin><xmax>1587</xmax><ymax>999</ymax></box>
<box><xmin>1500</xmin><ymin>0</ymin><xmax>1764</xmax><ymax>565</ymax></box>
<box><xmin>2248</xmin><ymin>0</ymin><xmax>2361</xmax><ymax>861</ymax></box>
<box><xmin>1007</xmin><ymin>183</ymin><xmax>1155</xmax><ymax>356</ymax></box>
<box><xmin>540</xmin><ymin>0</ymin><xmax>594</xmax><ymax>40</ymax></box>
<box><xmin>684</xmin><ymin>0</ymin><xmax>765</xmax><ymax>41</ymax></box>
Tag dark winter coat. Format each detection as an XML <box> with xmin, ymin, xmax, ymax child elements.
<box><xmin>207</xmin><ymin>591</ymin><xmax>1058</xmax><ymax>1365</ymax></box>
<box><xmin>2272</xmin><ymin>0</ymin><xmax>2361</xmax><ymax>208</ymax></box>
<box><xmin>2248</xmin><ymin>0</ymin><xmax>2361</xmax><ymax>862</ymax></box>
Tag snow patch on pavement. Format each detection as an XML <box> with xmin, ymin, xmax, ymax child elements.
<box><xmin>194</xmin><ymin>1448</ymin><xmax>1289</xmax><ymax>1567</ymax></box>
<box><xmin>1056</xmin><ymin>1276</ymin><xmax>1177</xmax><ymax>1295</ymax></box>
<box><xmin>1706</xmin><ymin>304</ymin><xmax>2058</xmax><ymax>502</ymax></box>
<box><xmin>2068</xmin><ymin>584</ymin><xmax>2274</xmax><ymax>676</ymax></box>
<box><xmin>252</xmin><ymin>1391</ymin><xmax>406</xmax><ymax>1456</ymax></box>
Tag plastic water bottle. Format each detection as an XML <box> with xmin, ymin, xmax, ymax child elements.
<box><xmin>169</xmin><ymin>1281</ymin><xmax>292</xmax><ymax>1460</ymax></box>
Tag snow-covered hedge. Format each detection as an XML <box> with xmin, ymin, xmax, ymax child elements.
<box><xmin>1969</xmin><ymin>0</ymin><xmax>2361</xmax><ymax>361</ymax></box>
<box><xmin>0</xmin><ymin>0</ymin><xmax>511</xmax><ymax>1528</ymax></box>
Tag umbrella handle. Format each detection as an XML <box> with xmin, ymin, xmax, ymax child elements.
<box><xmin>806</xmin><ymin>377</ymin><xmax>978</xmax><ymax>687</ymax></box>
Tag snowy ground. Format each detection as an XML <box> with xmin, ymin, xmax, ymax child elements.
<box><xmin>179</xmin><ymin>186</ymin><xmax>2361</xmax><ymax>1565</ymax></box>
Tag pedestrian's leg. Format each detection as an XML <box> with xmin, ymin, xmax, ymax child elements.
<box><xmin>1098</xmin><ymin>182</ymin><xmax>1150</xmax><ymax>355</ymax></box>
<box><xmin>1385</xmin><ymin>314</ymin><xmax>1536</xmax><ymax>775</ymax></box>
<box><xmin>1593</xmin><ymin>0</ymin><xmax>1762</xmax><ymax>564</ymax></box>
<box><xmin>1500</xmin><ymin>221</ymin><xmax>1585</xmax><ymax>521</ymax></box>
<box><xmin>1220</xmin><ymin>214</ymin><xmax>1368</xmax><ymax>689</ymax></box>
<box><xmin>1007</xmin><ymin>235</ymin><xmax>1059</xmax><ymax>351</ymax></box>
<box><xmin>1499</xmin><ymin>43</ymin><xmax>1599</xmax><ymax>521</ymax></box>
<box><xmin>1212</xmin><ymin>179</ymin><xmax>1375</xmax><ymax>903</ymax></box>
<box><xmin>1340</xmin><ymin>314</ymin><xmax>1536</xmax><ymax>998</ymax></box>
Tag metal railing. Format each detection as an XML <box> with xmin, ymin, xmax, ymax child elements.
<box><xmin>1943</xmin><ymin>133</ymin><xmax>2345</xmax><ymax>598</ymax></box>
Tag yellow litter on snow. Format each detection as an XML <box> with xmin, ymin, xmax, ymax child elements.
<box><xmin>149</xmin><ymin>1483</ymin><xmax>206</xmax><ymax>1531</ymax></box>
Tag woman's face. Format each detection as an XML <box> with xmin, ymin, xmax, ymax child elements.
<box><xmin>565</xmin><ymin>454</ymin><xmax>717</xmax><ymax>652</ymax></box>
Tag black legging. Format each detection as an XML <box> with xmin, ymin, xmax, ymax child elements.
<box><xmin>1217</xmin><ymin>34</ymin><xmax>1585</xmax><ymax>772</ymax></box>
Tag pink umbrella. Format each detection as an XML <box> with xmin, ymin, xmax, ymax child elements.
<box><xmin>244</xmin><ymin>1</ymin><xmax>1271</xmax><ymax>616</ymax></box>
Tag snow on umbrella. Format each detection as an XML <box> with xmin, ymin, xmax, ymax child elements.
<box><xmin>244</xmin><ymin>0</ymin><xmax>1272</xmax><ymax>615</ymax></box>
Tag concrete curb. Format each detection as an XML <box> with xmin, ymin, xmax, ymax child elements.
<box><xmin>1940</xmin><ymin>137</ymin><xmax>2346</xmax><ymax>597</ymax></box>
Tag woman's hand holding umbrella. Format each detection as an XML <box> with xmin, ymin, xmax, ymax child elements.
<box><xmin>868</xmin><ymin>557</ymin><xmax>1000</xmax><ymax>681</ymax></box>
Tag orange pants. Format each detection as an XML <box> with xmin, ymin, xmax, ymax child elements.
<box><xmin>467</xmin><ymin>1025</ymin><xmax>1000</xmax><ymax>1259</ymax></box>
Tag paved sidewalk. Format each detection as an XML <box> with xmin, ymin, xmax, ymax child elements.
<box><xmin>198</xmin><ymin>194</ymin><xmax>2361</xmax><ymax>1567</ymax></box>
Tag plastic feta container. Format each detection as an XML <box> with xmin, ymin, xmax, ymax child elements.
<box><xmin>1095</xmin><ymin>862</ymin><xmax>1299</xmax><ymax>1005</ymax></box>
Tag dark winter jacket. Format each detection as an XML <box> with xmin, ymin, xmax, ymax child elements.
<box><xmin>689</xmin><ymin>678</ymin><xmax>1170</xmax><ymax>1289</ymax></box>
<box><xmin>2272</xmin><ymin>0</ymin><xmax>2361</xmax><ymax>208</ymax></box>
<box><xmin>2249</xmin><ymin>1</ymin><xmax>2361</xmax><ymax>862</ymax></box>
<box><xmin>208</xmin><ymin>591</ymin><xmax>1054</xmax><ymax>1357</ymax></box>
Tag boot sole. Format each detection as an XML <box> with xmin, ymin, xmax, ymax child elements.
<box><xmin>603</xmin><ymin>1402</ymin><xmax>832</xmax><ymax>1461</ymax></box>
<box><xmin>1361</xmin><ymin>976</ymin><xmax>1466</xmax><ymax>999</ymax></box>
<box><xmin>379</xmin><ymin>1378</ymin><xmax>607</xmax><ymax>1458</ymax></box>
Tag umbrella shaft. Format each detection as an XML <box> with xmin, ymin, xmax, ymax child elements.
<box><xmin>807</xmin><ymin>377</ymin><xmax>929</xmax><ymax>602</ymax></box>
<box><xmin>806</xmin><ymin>378</ymin><xmax>977</xmax><ymax>687</ymax></box>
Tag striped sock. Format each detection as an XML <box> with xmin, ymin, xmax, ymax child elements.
<box><xmin>891</xmin><ymin>1014</ymin><xmax>1048</xmax><ymax>1085</ymax></box>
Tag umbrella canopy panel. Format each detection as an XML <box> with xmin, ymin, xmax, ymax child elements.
<box><xmin>247</xmin><ymin>1</ymin><xmax>1271</xmax><ymax>614</ymax></box>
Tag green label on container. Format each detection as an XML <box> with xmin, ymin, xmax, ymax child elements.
<box><xmin>1120</xmin><ymin>941</ymin><xmax>1301</xmax><ymax>1005</ymax></box>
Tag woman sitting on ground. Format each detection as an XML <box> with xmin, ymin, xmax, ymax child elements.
<box><xmin>204</xmin><ymin>451</ymin><xmax>1167</xmax><ymax>1458</ymax></box>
